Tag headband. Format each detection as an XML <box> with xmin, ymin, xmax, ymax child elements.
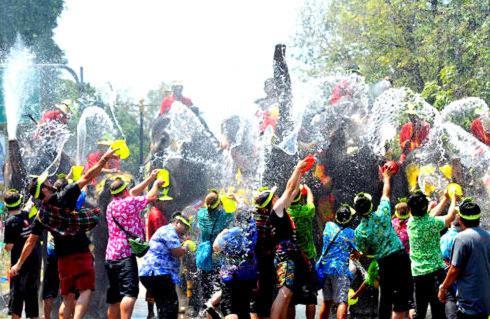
<box><xmin>175</xmin><ymin>215</ymin><xmax>191</xmax><ymax>227</ymax></box>
<box><xmin>207</xmin><ymin>189</ymin><xmax>221</xmax><ymax>210</ymax></box>
<box><xmin>111</xmin><ymin>182</ymin><xmax>128</xmax><ymax>195</ymax></box>
<box><xmin>5</xmin><ymin>194</ymin><xmax>23</xmax><ymax>208</ymax></box>
<box><xmin>395</xmin><ymin>211</ymin><xmax>410</xmax><ymax>220</ymax></box>
<box><xmin>255</xmin><ymin>186</ymin><xmax>277</xmax><ymax>209</ymax></box>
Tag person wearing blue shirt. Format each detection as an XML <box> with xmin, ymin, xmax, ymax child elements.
<box><xmin>139</xmin><ymin>213</ymin><xmax>192</xmax><ymax>319</ymax></box>
<box><xmin>440</xmin><ymin>221</ymin><xmax>461</xmax><ymax>319</ymax></box>
<box><xmin>196</xmin><ymin>190</ymin><xmax>234</xmax><ymax>314</ymax></box>
<box><xmin>316</xmin><ymin>205</ymin><xmax>360</xmax><ymax>319</ymax></box>
<box><xmin>213</xmin><ymin>211</ymin><xmax>258</xmax><ymax>319</ymax></box>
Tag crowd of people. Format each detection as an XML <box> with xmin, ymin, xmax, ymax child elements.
<box><xmin>2</xmin><ymin>145</ymin><xmax>489</xmax><ymax>319</ymax></box>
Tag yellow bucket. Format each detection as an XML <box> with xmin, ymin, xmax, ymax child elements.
<box><xmin>221</xmin><ymin>195</ymin><xmax>237</xmax><ymax>213</ymax></box>
<box><xmin>111</xmin><ymin>140</ymin><xmax>130</xmax><ymax>160</ymax></box>
<box><xmin>158</xmin><ymin>188</ymin><xmax>173</xmax><ymax>201</ymax></box>
<box><xmin>71</xmin><ymin>165</ymin><xmax>84</xmax><ymax>182</ymax></box>
<box><xmin>157</xmin><ymin>169</ymin><xmax>170</xmax><ymax>188</ymax></box>
<box><xmin>183</xmin><ymin>240</ymin><xmax>197</xmax><ymax>252</ymax></box>
<box><xmin>447</xmin><ymin>183</ymin><xmax>463</xmax><ymax>200</ymax></box>
<box><xmin>406</xmin><ymin>164</ymin><xmax>420</xmax><ymax>192</ymax></box>
<box><xmin>348</xmin><ymin>288</ymin><xmax>358</xmax><ymax>306</ymax></box>
<box><xmin>439</xmin><ymin>164</ymin><xmax>453</xmax><ymax>180</ymax></box>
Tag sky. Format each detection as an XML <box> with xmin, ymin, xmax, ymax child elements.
<box><xmin>54</xmin><ymin>0</ymin><xmax>305</xmax><ymax>133</ymax></box>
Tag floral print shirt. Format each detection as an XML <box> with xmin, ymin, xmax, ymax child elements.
<box><xmin>139</xmin><ymin>224</ymin><xmax>182</xmax><ymax>283</ymax></box>
<box><xmin>392</xmin><ymin>217</ymin><xmax>410</xmax><ymax>253</ymax></box>
<box><xmin>355</xmin><ymin>198</ymin><xmax>404</xmax><ymax>260</ymax></box>
<box><xmin>407</xmin><ymin>214</ymin><xmax>446</xmax><ymax>276</ymax></box>
<box><xmin>316</xmin><ymin>222</ymin><xmax>357</xmax><ymax>278</ymax></box>
<box><xmin>106</xmin><ymin>195</ymin><xmax>148</xmax><ymax>261</ymax></box>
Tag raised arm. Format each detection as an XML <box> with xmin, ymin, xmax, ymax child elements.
<box><xmin>430</xmin><ymin>191</ymin><xmax>450</xmax><ymax>217</ymax></box>
<box><xmin>146</xmin><ymin>180</ymin><xmax>164</xmax><ymax>202</ymax></box>
<box><xmin>77</xmin><ymin>148</ymin><xmax>118</xmax><ymax>189</ymax></box>
<box><xmin>130</xmin><ymin>169</ymin><xmax>158</xmax><ymax>197</ymax></box>
<box><xmin>273</xmin><ymin>159</ymin><xmax>307</xmax><ymax>216</ymax></box>
<box><xmin>381</xmin><ymin>168</ymin><xmax>393</xmax><ymax>200</ymax></box>
<box><xmin>442</xmin><ymin>195</ymin><xmax>458</xmax><ymax>227</ymax></box>
<box><xmin>304</xmin><ymin>184</ymin><xmax>314</xmax><ymax>205</ymax></box>
<box><xmin>9</xmin><ymin>234</ymin><xmax>40</xmax><ymax>277</ymax></box>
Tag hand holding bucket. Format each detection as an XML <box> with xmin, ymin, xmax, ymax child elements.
<box><xmin>300</xmin><ymin>154</ymin><xmax>316</xmax><ymax>173</ymax></box>
<box><xmin>111</xmin><ymin>140</ymin><xmax>130</xmax><ymax>160</ymax></box>
<box><xmin>447</xmin><ymin>183</ymin><xmax>463</xmax><ymax>200</ymax></box>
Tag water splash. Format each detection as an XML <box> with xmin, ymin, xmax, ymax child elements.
<box><xmin>76</xmin><ymin>106</ymin><xmax>116</xmax><ymax>164</ymax></box>
<box><xmin>3</xmin><ymin>37</ymin><xmax>35</xmax><ymax>140</ymax></box>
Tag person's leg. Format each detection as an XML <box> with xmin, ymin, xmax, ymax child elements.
<box><xmin>118</xmin><ymin>257</ymin><xmax>139</xmax><ymax>319</ymax></box>
<box><xmin>120</xmin><ymin>297</ymin><xmax>137</xmax><ymax>319</ymax></box>
<box><xmin>44</xmin><ymin>297</ymin><xmax>54</xmax><ymax>319</ymax></box>
<box><xmin>107</xmin><ymin>303</ymin><xmax>120</xmax><ymax>319</ymax></box>
<box><xmin>336</xmin><ymin>302</ymin><xmax>348</xmax><ymax>319</ymax></box>
<box><xmin>445</xmin><ymin>288</ymin><xmax>458</xmax><ymax>319</ymax></box>
<box><xmin>271</xmin><ymin>286</ymin><xmax>293</xmax><ymax>319</ymax></box>
<box><xmin>62</xmin><ymin>294</ymin><xmax>77</xmax><ymax>319</ymax></box>
<box><xmin>73</xmin><ymin>289</ymin><xmax>92</xmax><ymax>319</ymax></box>
<box><xmin>378</xmin><ymin>259</ymin><xmax>394</xmax><ymax>319</ymax></box>
<box><xmin>413</xmin><ymin>275</ymin><xmax>430</xmax><ymax>319</ymax></box>
<box><xmin>320</xmin><ymin>300</ymin><xmax>333</xmax><ymax>319</ymax></box>
<box><xmin>146</xmin><ymin>299</ymin><xmax>155</xmax><ymax>319</ymax></box>
<box><xmin>428</xmin><ymin>270</ymin><xmax>447</xmax><ymax>319</ymax></box>
<box><xmin>156</xmin><ymin>276</ymin><xmax>179</xmax><ymax>319</ymax></box>
<box><xmin>24</xmin><ymin>281</ymin><xmax>40</xmax><ymax>319</ymax></box>
<box><xmin>287</xmin><ymin>305</ymin><xmax>295</xmax><ymax>319</ymax></box>
<box><xmin>306</xmin><ymin>304</ymin><xmax>316</xmax><ymax>319</ymax></box>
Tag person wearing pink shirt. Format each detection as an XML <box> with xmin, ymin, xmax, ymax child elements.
<box><xmin>105</xmin><ymin>170</ymin><xmax>163</xmax><ymax>319</ymax></box>
<box><xmin>392</xmin><ymin>200</ymin><xmax>411</xmax><ymax>253</ymax></box>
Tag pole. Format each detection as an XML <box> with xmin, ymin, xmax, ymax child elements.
<box><xmin>139</xmin><ymin>99</ymin><xmax>144</xmax><ymax>166</ymax></box>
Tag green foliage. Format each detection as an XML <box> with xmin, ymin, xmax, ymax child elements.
<box><xmin>296</xmin><ymin>0</ymin><xmax>490</xmax><ymax>105</ymax></box>
<box><xmin>0</xmin><ymin>0</ymin><xmax>65</xmax><ymax>62</ymax></box>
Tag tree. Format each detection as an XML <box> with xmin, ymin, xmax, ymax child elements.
<box><xmin>0</xmin><ymin>0</ymin><xmax>65</xmax><ymax>63</ymax></box>
<box><xmin>294</xmin><ymin>0</ymin><xmax>490</xmax><ymax>106</ymax></box>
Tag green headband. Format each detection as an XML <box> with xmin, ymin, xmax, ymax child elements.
<box><xmin>175</xmin><ymin>215</ymin><xmax>191</xmax><ymax>227</ymax></box>
<box><xmin>5</xmin><ymin>195</ymin><xmax>23</xmax><ymax>208</ymax></box>
<box><xmin>458</xmin><ymin>211</ymin><xmax>481</xmax><ymax>220</ymax></box>
<box><xmin>111</xmin><ymin>183</ymin><xmax>128</xmax><ymax>195</ymax></box>
<box><xmin>255</xmin><ymin>186</ymin><xmax>277</xmax><ymax>209</ymax></box>
<box><xmin>207</xmin><ymin>189</ymin><xmax>221</xmax><ymax>210</ymax></box>
<box><xmin>395</xmin><ymin>211</ymin><xmax>410</xmax><ymax>220</ymax></box>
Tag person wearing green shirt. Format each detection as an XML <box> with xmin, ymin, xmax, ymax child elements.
<box><xmin>353</xmin><ymin>168</ymin><xmax>412</xmax><ymax>319</ymax></box>
<box><xmin>287</xmin><ymin>184</ymin><xmax>317</xmax><ymax>319</ymax></box>
<box><xmin>407</xmin><ymin>190</ymin><xmax>457</xmax><ymax>319</ymax></box>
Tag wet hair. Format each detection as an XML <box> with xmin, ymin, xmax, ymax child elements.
<box><xmin>407</xmin><ymin>192</ymin><xmax>429</xmax><ymax>217</ymax></box>
<box><xmin>353</xmin><ymin>193</ymin><xmax>372</xmax><ymax>216</ymax></box>
<box><xmin>205</xmin><ymin>191</ymin><xmax>220</xmax><ymax>210</ymax></box>
<box><xmin>335</xmin><ymin>205</ymin><xmax>354</xmax><ymax>226</ymax></box>
<box><xmin>459</xmin><ymin>201</ymin><xmax>481</xmax><ymax>228</ymax></box>
<box><xmin>4</xmin><ymin>189</ymin><xmax>22</xmax><ymax>210</ymax></box>
<box><xmin>109</xmin><ymin>178</ymin><xmax>127</xmax><ymax>197</ymax></box>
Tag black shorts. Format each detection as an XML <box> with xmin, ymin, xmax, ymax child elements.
<box><xmin>250</xmin><ymin>254</ymin><xmax>275</xmax><ymax>317</ymax></box>
<box><xmin>221</xmin><ymin>279</ymin><xmax>255</xmax><ymax>318</ymax></box>
<box><xmin>9</xmin><ymin>270</ymin><xmax>40</xmax><ymax>317</ymax></box>
<box><xmin>105</xmin><ymin>256</ymin><xmax>139</xmax><ymax>304</ymax></box>
<box><xmin>378</xmin><ymin>250</ymin><xmax>412</xmax><ymax>315</ymax></box>
<box><xmin>42</xmin><ymin>253</ymin><xmax>60</xmax><ymax>299</ymax></box>
<box><xmin>292</xmin><ymin>258</ymin><xmax>318</xmax><ymax>305</ymax></box>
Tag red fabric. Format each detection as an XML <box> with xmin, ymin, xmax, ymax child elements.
<box><xmin>160</xmin><ymin>95</ymin><xmax>193</xmax><ymax>114</ymax></box>
<box><xmin>329</xmin><ymin>80</ymin><xmax>351</xmax><ymax>105</ymax></box>
<box><xmin>399</xmin><ymin>121</ymin><xmax>430</xmax><ymax>151</ymax></box>
<box><xmin>470</xmin><ymin>118</ymin><xmax>490</xmax><ymax>146</ymax></box>
<box><xmin>84</xmin><ymin>151</ymin><xmax>121</xmax><ymax>172</ymax></box>
<box><xmin>147</xmin><ymin>206</ymin><xmax>167</xmax><ymax>240</ymax></box>
<box><xmin>57</xmin><ymin>252</ymin><xmax>95</xmax><ymax>295</ymax></box>
<box><xmin>39</xmin><ymin>109</ymin><xmax>68</xmax><ymax>125</ymax></box>
<box><xmin>258</xmin><ymin>110</ymin><xmax>278</xmax><ymax>133</ymax></box>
